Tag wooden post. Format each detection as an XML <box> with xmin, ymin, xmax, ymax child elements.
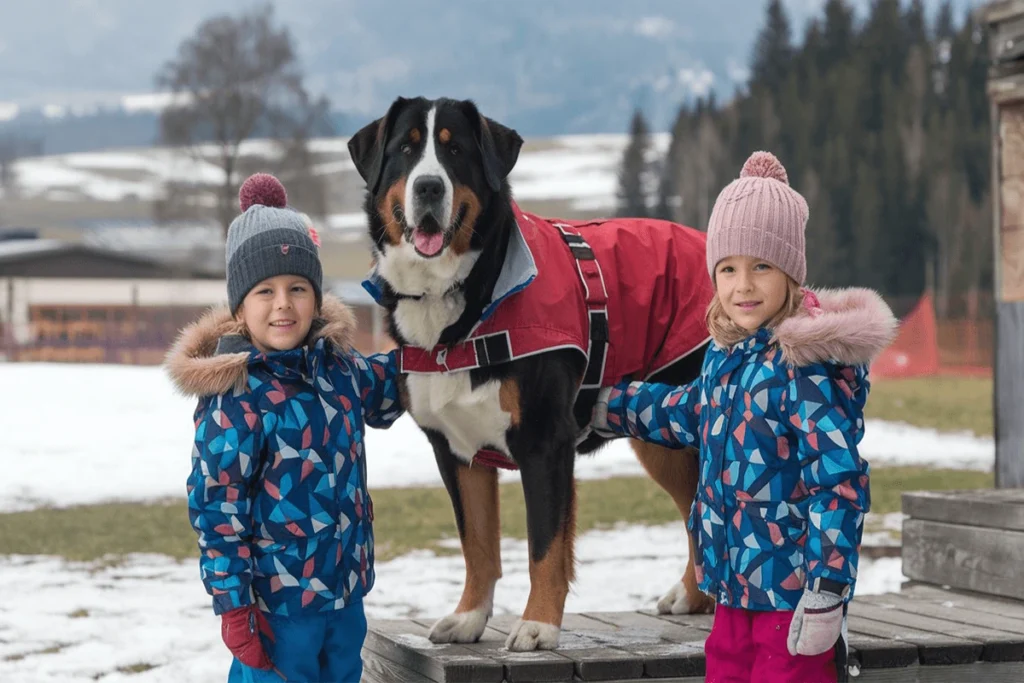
<box><xmin>986</xmin><ymin>1</ymin><xmax>1024</xmax><ymax>488</ymax></box>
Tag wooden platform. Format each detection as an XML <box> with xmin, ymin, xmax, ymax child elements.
<box><xmin>361</xmin><ymin>584</ymin><xmax>1024</xmax><ymax>682</ymax></box>
<box><xmin>903</xmin><ymin>489</ymin><xmax>1024</xmax><ymax>601</ymax></box>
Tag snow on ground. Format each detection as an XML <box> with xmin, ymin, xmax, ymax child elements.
<box><xmin>0</xmin><ymin>363</ymin><xmax>993</xmax><ymax>513</ymax></box>
<box><xmin>0</xmin><ymin>361</ymin><xmax>968</xmax><ymax>680</ymax></box>
<box><xmin>0</xmin><ymin>523</ymin><xmax>906</xmax><ymax>683</ymax></box>
<box><xmin>9</xmin><ymin>133</ymin><xmax>666</xmax><ymax>211</ymax></box>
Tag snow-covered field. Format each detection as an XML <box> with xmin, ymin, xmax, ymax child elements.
<box><xmin>0</xmin><ymin>363</ymin><xmax>991</xmax><ymax>681</ymax></box>
<box><xmin>0</xmin><ymin>364</ymin><xmax>994</xmax><ymax>514</ymax></box>
<box><xmin>8</xmin><ymin>133</ymin><xmax>671</xmax><ymax>218</ymax></box>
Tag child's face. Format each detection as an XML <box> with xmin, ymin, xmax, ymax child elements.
<box><xmin>236</xmin><ymin>275</ymin><xmax>317</xmax><ymax>353</ymax></box>
<box><xmin>714</xmin><ymin>255</ymin><xmax>789</xmax><ymax>332</ymax></box>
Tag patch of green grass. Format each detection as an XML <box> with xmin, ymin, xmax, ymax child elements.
<box><xmin>3</xmin><ymin>643</ymin><xmax>70</xmax><ymax>661</ymax></box>
<box><xmin>115</xmin><ymin>663</ymin><xmax>157</xmax><ymax>675</ymax></box>
<box><xmin>0</xmin><ymin>467</ymin><xmax>993</xmax><ymax>564</ymax></box>
<box><xmin>867</xmin><ymin>376</ymin><xmax>992</xmax><ymax>437</ymax></box>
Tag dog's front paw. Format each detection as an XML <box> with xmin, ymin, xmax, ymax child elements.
<box><xmin>656</xmin><ymin>581</ymin><xmax>715</xmax><ymax>615</ymax></box>
<box><xmin>427</xmin><ymin>609</ymin><xmax>489</xmax><ymax>644</ymax></box>
<box><xmin>504</xmin><ymin>619</ymin><xmax>560</xmax><ymax>651</ymax></box>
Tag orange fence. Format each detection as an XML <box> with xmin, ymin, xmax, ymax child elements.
<box><xmin>873</xmin><ymin>292</ymin><xmax>992</xmax><ymax>379</ymax></box>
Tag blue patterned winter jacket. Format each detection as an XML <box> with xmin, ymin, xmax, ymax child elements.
<box><xmin>166</xmin><ymin>296</ymin><xmax>403</xmax><ymax>616</ymax></box>
<box><xmin>602</xmin><ymin>288</ymin><xmax>896</xmax><ymax>611</ymax></box>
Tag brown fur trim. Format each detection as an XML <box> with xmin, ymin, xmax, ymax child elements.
<box><xmin>772</xmin><ymin>287</ymin><xmax>898</xmax><ymax>368</ymax></box>
<box><xmin>163</xmin><ymin>294</ymin><xmax>357</xmax><ymax>397</ymax></box>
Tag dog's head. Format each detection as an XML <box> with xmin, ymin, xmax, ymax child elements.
<box><xmin>348</xmin><ymin>97</ymin><xmax>523</xmax><ymax>261</ymax></box>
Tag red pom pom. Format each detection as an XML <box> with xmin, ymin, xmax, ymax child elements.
<box><xmin>739</xmin><ymin>151</ymin><xmax>789</xmax><ymax>185</ymax></box>
<box><xmin>238</xmin><ymin>173</ymin><xmax>287</xmax><ymax>212</ymax></box>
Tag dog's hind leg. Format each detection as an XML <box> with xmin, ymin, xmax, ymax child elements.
<box><xmin>632</xmin><ymin>440</ymin><xmax>716</xmax><ymax>614</ymax></box>
<box><xmin>504</xmin><ymin>440</ymin><xmax>576</xmax><ymax>651</ymax></box>
<box><xmin>427</xmin><ymin>435</ymin><xmax>501</xmax><ymax>645</ymax></box>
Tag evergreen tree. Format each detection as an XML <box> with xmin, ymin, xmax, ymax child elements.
<box><xmin>751</xmin><ymin>0</ymin><xmax>794</xmax><ymax>94</ymax></box>
<box><xmin>616</xmin><ymin>108</ymin><xmax>653</xmax><ymax>217</ymax></box>
<box><xmin>648</xmin><ymin>0</ymin><xmax>992</xmax><ymax>302</ymax></box>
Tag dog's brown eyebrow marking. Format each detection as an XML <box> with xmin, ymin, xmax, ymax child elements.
<box><xmin>410</xmin><ymin>128</ymin><xmax>421</xmax><ymax>143</ymax></box>
<box><xmin>438</xmin><ymin>128</ymin><xmax>451</xmax><ymax>144</ymax></box>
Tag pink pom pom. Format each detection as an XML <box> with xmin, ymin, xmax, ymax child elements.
<box><xmin>308</xmin><ymin>225</ymin><xmax>321</xmax><ymax>247</ymax></box>
<box><xmin>740</xmin><ymin>151</ymin><xmax>789</xmax><ymax>185</ymax></box>
<box><xmin>238</xmin><ymin>173</ymin><xmax>287</xmax><ymax>212</ymax></box>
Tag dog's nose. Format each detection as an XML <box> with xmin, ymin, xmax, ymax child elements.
<box><xmin>413</xmin><ymin>176</ymin><xmax>445</xmax><ymax>202</ymax></box>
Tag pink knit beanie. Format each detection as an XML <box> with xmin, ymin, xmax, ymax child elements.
<box><xmin>706</xmin><ymin>151</ymin><xmax>808</xmax><ymax>285</ymax></box>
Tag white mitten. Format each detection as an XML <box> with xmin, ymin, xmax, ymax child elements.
<box><xmin>787</xmin><ymin>588</ymin><xmax>844</xmax><ymax>656</ymax></box>
<box><xmin>591</xmin><ymin>387</ymin><xmax>614</xmax><ymax>434</ymax></box>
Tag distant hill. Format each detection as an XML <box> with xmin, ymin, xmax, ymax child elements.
<box><xmin>0</xmin><ymin>0</ymin><xmax>987</xmax><ymax>154</ymax></box>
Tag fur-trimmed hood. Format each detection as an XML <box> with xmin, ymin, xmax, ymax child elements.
<box><xmin>164</xmin><ymin>295</ymin><xmax>356</xmax><ymax>398</ymax></box>
<box><xmin>772</xmin><ymin>287</ymin><xmax>898</xmax><ymax>368</ymax></box>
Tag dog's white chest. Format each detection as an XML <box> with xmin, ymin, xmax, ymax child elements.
<box><xmin>406</xmin><ymin>373</ymin><xmax>511</xmax><ymax>462</ymax></box>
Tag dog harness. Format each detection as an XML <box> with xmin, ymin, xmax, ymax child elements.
<box><xmin>363</xmin><ymin>203</ymin><xmax>713</xmax><ymax>469</ymax></box>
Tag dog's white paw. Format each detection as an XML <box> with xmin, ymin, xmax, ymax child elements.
<box><xmin>427</xmin><ymin>608</ymin><xmax>489</xmax><ymax>644</ymax></box>
<box><xmin>656</xmin><ymin>581</ymin><xmax>713</xmax><ymax>615</ymax></box>
<box><xmin>504</xmin><ymin>619</ymin><xmax>561</xmax><ymax>651</ymax></box>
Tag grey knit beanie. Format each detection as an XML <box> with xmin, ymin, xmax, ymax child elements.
<box><xmin>226</xmin><ymin>173</ymin><xmax>323</xmax><ymax>312</ymax></box>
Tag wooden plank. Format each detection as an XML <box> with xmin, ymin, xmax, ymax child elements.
<box><xmin>588</xmin><ymin>678</ymin><xmax>703</xmax><ymax>683</ymax></box>
<box><xmin>903</xmin><ymin>519</ymin><xmax>1024</xmax><ymax>600</ymax></box>
<box><xmin>1001</xmin><ymin>101</ymin><xmax>1024</xmax><ymax>178</ymax></box>
<box><xmin>850</xmin><ymin>601</ymin><xmax>1024</xmax><ymax>663</ymax></box>
<box><xmin>857</xmin><ymin>661</ymin><xmax>1024</xmax><ymax>683</ymax></box>
<box><xmin>361</xmin><ymin>647</ymin><xmax>436</xmax><ymax>683</ymax></box>
<box><xmin>844</xmin><ymin>631</ymin><xmax>921</xmax><ymax>670</ymax></box>
<box><xmin>583</xmin><ymin>612</ymin><xmax>707</xmax><ymax>678</ymax></box>
<box><xmin>646</xmin><ymin>611</ymin><xmax>717</xmax><ymax>633</ymax></box>
<box><xmin>487</xmin><ymin>613</ymin><xmax>654</xmax><ymax>681</ymax></box>
<box><xmin>897</xmin><ymin>584</ymin><xmax>1024</xmax><ymax>621</ymax></box>
<box><xmin>363</xmin><ymin>619</ymin><xmax>504</xmax><ymax>683</ymax></box>
<box><xmin>408</xmin><ymin>619</ymin><xmax>577</xmax><ymax>683</ymax></box>
<box><xmin>999</xmin><ymin>227</ymin><xmax>1024</xmax><ymax>301</ymax></box>
<box><xmin>582</xmin><ymin>611</ymin><xmax>709</xmax><ymax>644</ymax></box>
<box><xmin>845</xmin><ymin>613</ymin><xmax>983</xmax><ymax>666</ymax></box>
<box><xmin>587</xmin><ymin>678</ymin><xmax>703</xmax><ymax>683</ymax></box>
<box><xmin>861</xmin><ymin>592</ymin><xmax>1024</xmax><ymax>643</ymax></box>
<box><xmin>902</xmin><ymin>490</ymin><xmax>1024</xmax><ymax>531</ymax></box>
<box><xmin>996</xmin><ymin>302</ymin><xmax>1024</xmax><ymax>487</ymax></box>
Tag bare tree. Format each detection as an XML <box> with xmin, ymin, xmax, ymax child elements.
<box><xmin>0</xmin><ymin>134</ymin><xmax>40</xmax><ymax>202</ymax></box>
<box><xmin>157</xmin><ymin>4</ymin><xmax>332</xmax><ymax>235</ymax></box>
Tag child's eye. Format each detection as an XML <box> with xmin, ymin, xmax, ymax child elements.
<box><xmin>718</xmin><ymin>266</ymin><xmax>734</xmax><ymax>274</ymax></box>
<box><xmin>291</xmin><ymin>285</ymin><xmax>307</xmax><ymax>293</ymax></box>
<box><xmin>256</xmin><ymin>288</ymin><xmax>273</xmax><ymax>295</ymax></box>
<box><xmin>754</xmin><ymin>263</ymin><xmax>772</xmax><ymax>271</ymax></box>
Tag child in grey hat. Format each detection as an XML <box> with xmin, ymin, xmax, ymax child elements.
<box><xmin>166</xmin><ymin>173</ymin><xmax>404</xmax><ymax>682</ymax></box>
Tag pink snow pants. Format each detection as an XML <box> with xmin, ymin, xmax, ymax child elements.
<box><xmin>704</xmin><ymin>603</ymin><xmax>837</xmax><ymax>683</ymax></box>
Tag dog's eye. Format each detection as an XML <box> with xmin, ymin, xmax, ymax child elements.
<box><xmin>401</xmin><ymin>143</ymin><xmax>413</xmax><ymax>155</ymax></box>
<box><xmin>448</xmin><ymin>144</ymin><xmax>460</xmax><ymax>156</ymax></box>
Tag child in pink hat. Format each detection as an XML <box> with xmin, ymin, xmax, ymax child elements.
<box><xmin>593</xmin><ymin>151</ymin><xmax>897</xmax><ymax>682</ymax></box>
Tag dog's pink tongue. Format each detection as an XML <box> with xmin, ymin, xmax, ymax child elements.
<box><xmin>413</xmin><ymin>229</ymin><xmax>444</xmax><ymax>256</ymax></box>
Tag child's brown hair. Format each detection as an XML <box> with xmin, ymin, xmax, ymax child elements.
<box><xmin>705</xmin><ymin>276</ymin><xmax>804</xmax><ymax>348</ymax></box>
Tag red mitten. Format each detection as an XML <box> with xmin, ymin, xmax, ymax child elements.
<box><xmin>221</xmin><ymin>605</ymin><xmax>274</xmax><ymax>670</ymax></box>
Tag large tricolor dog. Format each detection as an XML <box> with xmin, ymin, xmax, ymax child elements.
<box><xmin>348</xmin><ymin>96</ymin><xmax>716</xmax><ymax>651</ymax></box>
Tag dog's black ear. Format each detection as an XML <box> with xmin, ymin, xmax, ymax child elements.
<box><xmin>461</xmin><ymin>101</ymin><xmax>523</xmax><ymax>192</ymax></box>
<box><xmin>348</xmin><ymin>97</ymin><xmax>409</xmax><ymax>194</ymax></box>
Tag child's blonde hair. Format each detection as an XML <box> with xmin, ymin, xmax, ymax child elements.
<box><xmin>705</xmin><ymin>277</ymin><xmax>804</xmax><ymax>348</ymax></box>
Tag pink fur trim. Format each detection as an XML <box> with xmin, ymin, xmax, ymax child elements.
<box><xmin>772</xmin><ymin>287</ymin><xmax>897</xmax><ymax>367</ymax></box>
<box><xmin>163</xmin><ymin>294</ymin><xmax>356</xmax><ymax>397</ymax></box>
